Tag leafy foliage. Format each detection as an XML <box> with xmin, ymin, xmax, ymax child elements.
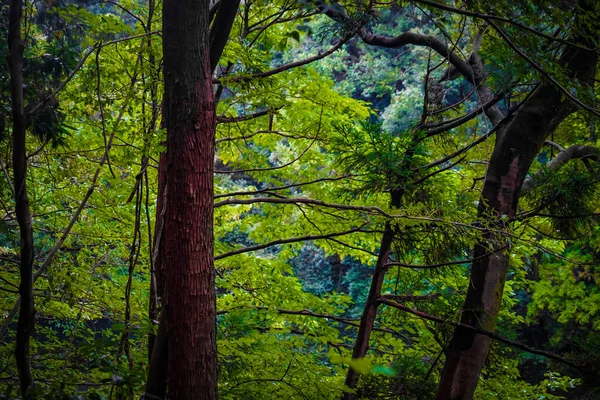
<box><xmin>0</xmin><ymin>0</ymin><xmax>599</xmax><ymax>399</ymax></box>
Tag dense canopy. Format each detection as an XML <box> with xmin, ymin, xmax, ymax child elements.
<box><xmin>1</xmin><ymin>0</ymin><xmax>600</xmax><ymax>399</ymax></box>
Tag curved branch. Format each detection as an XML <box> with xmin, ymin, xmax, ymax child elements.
<box><xmin>382</xmin><ymin>246</ymin><xmax>508</xmax><ymax>270</ymax></box>
<box><xmin>422</xmin><ymin>95</ymin><xmax>504</xmax><ymax>137</ymax></box>
<box><xmin>216</xmin><ymin>109</ymin><xmax>270</xmax><ymax>123</ymax></box>
<box><xmin>218</xmin><ymin>36</ymin><xmax>351</xmax><ymax>84</ymax></box>
<box><xmin>521</xmin><ymin>144</ymin><xmax>600</xmax><ymax>194</ymax></box>
<box><xmin>359</xmin><ymin>30</ymin><xmax>476</xmax><ymax>84</ymax></box>
<box><xmin>410</xmin><ymin>0</ymin><xmax>600</xmax><ymax>55</ymax></box>
<box><xmin>214</xmin><ymin>175</ymin><xmax>352</xmax><ymax>199</ymax></box>
<box><xmin>215</xmin><ymin>225</ymin><xmax>368</xmax><ymax>260</ymax></box>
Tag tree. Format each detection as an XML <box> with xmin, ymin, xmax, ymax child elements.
<box><xmin>158</xmin><ymin>0</ymin><xmax>224</xmax><ymax>396</ymax></box>
<box><xmin>435</xmin><ymin>1</ymin><xmax>599</xmax><ymax>397</ymax></box>
<box><xmin>1</xmin><ymin>0</ymin><xmax>599</xmax><ymax>398</ymax></box>
<box><xmin>8</xmin><ymin>0</ymin><xmax>34</xmax><ymax>396</ymax></box>
<box><xmin>316</xmin><ymin>1</ymin><xmax>599</xmax><ymax>398</ymax></box>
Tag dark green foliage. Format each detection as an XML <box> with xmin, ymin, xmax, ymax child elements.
<box><xmin>523</xmin><ymin>161</ymin><xmax>600</xmax><ymax>238</ymax></box>
<box><xmin>332</xmin><ymin>121</ymin><xmax>425</xmax><ymax>196</ymax></box>
<box><xmin>356</xmin><ymin>354</ymin><xmax>438</xmax><ymax>400</ymax></box>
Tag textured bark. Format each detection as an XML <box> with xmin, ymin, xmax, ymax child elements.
<box><xmin>145</xmin><ymin>0</ymin><xmax>239</xmax><ymax>394</ymax></box>
<box><xmin>9</xmin><ymin>0</ymin><xmax>34</xmax><ymax>397</ymax></box>
<box><xmin>162</xmin><ymin>0</ymin><xmax>217</xmax><ymax>397</ymax></box>
<box><xmin>436</xmin><ymin>2</ymin><xmax>598</xmax><ymax>398</ymax></box>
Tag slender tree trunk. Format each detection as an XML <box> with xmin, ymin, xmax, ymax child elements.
<box><xmin>161</xmin><ymin>0</ymin><xmax>217</xmax><ymax>397</ymax></box>
<box><xmin>144</xmin><ymin>311</ymin><xmax>169</xmax><ymax>400</ymax></box>
<box><xmin>144</xmin><ymin>154</ymin><xmax>167</xmax><ymax>398</ymax></box>
<box><xmin>343</xmin><ymin>142</ymin><xmax>414</xmax><ymax>397</ymax></box>
<box><xmin>9</xmin><ymin>0</ymin><xmax>34</xmax><ymax>397</ymax></box>
<box><xmin>342</xmin><ymin>224</ymin><xmax>395</xmax><ymax>399</ymax></box>
<box><xmin>148</xmin><ymin>153</ymin><xmax>165</xmax><ymax>362</ymax></box>
<box><xmin>146</xmin><ymin>0</ymin><xmax>159</xmax><ymax>363</ymax></box>
<box><xmin>436</xmin><ymin>3</ymin><xmax>598</xmax><ymax>397</ymax></box>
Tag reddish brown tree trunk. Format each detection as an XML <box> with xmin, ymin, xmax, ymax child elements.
<box><xmin>342</xmin><ymin>224</ymin><xmax>395</xmax><ymax>398</ymax></box>
<box><xmin>436</xmin><ymin>3</ymin><xmax>598</xmax><ymax>397</ymax></box>
<box><xmin>9</xmin><ymin>0</ymin><xmax>34</xmax><ymax>397</ymax></box>
<box><xmin>144</xmin><ymin>1</ymin><xmax>239</xmax><ymax>397</ymax></box>
<box><xmin>342</xmin><ymin>136</ymin><xmax>418</xmax><ymax>399</ymax></box>
<box><xmin>162</xmin><ymin>0</ymin><xmax>217</xmax><ymax>397</ymax></box>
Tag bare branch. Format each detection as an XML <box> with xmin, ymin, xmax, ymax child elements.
<box><xmin>381</xmin><ymin>294</ymin><xmax>441</xmax><ymax>302</ymax></box>
<box><xmin>422</xmin><ymin>95</ymin><xmax>504</xmax><ymax>137</ymax></box>
<box><xmin>214</xmin><ymin>175</ymin><xmax>352</xmax><ymax>199</ymax></box>
<box><xmin>410</xmin><ymin>0</ymin><xmax>600</xmax><ymax>55</ymax></box>
<box><xmin>217</xmin><ymin>37</ymin><xmax>351</xmax><ymax>84</ymax></box>
<box><xmin>521</xmin><ymin>144</ymin><xmax>600</xmax><ymax>194</ymax></box>
<box><xmin>382</xmin><ymin>246</ymin><xmax>508</xmax><ymax>270</ymax></box>
<box><xmin>215</xmin><ymin>225</ymin><xmax>368</xmax><ymax>261</ymax></box>
<box><xmin>216</xmin><ymin>109</ymin><xmax>270</xmax><ymax>123</ymax></box>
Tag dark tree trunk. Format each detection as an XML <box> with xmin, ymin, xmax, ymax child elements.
<box><xmin>209</xmin><ymin>0</ymin><xmax>241</xmax><ymax>73</ymax></box>
<box><xmin>144</xmin><ymin>152</ymin><xmax>167</xmax><ymax>400</ymax></box>
<box><xmin>148</xmin><ymin>152</ymin><xmax>166</xmax><ymax>362</ymax></box>
<box><xmin>146</xmin><ymin>0</ymin><xmax>160</xmax><ymax>364</ymax></box>
<box><xmin>343</xmin><ymin>144</ymin><xmax>414</xmax><ymax>398</ymax></box>
<box><xmin>342</xmin><ymin>224</ymin><xmax>395</xmax><ymax>399</ymax></box>
<box><xmin>144</xmin><ymin>311</ymin><xmax>169</xmax><ymax>400</ymax></box>
<box><xmin>9</xmin><ymin>0</ymin><xmax>34</xmax><ymax>397</ymax></box>
<box><xmin>436</xmin><ymin>3</ymin><xmax>598</xmax><ymax>398</ymax></box>
<box><xmin>162</xmin><ymin>0</ymin><xmax>217</xmax><ymax>397</ymax></box>
<box><xmin>144</xmin><ymin>1</ymin><xmax>239</xmax><ymax>396</ymax></box>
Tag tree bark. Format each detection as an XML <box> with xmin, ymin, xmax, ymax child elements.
<box><xmin>209</xmin><ymin>0</ymin><xmax>241</xmax><ymax>73</ymax></box>
<box><xmin>144</xmin><ymin>0</ymin><xmax>239</xmax><ymax>395</ymax></box>
<box><xmin>9</xmin><ymin>0</ymin><xmax>34</xmax><ymax>397</ymax></box>
<box><xmin>436</xmin><ymin>2</ymin><xmax>598</xmax><ymax>398</ymax></box>
<box><xmin>342</xmin><ymin>224</ymin><xmax>395</xmax><ymax>398</ymax></box>
<box><xmin>342</xmin><ymin>141</ymin><xmax>414</xmax><ymax>398</ymax></box>
<box><xmin>162</xmin><ymin>0</ymin><xmax>217</xmax><ymax>397</ymax></box>
<box><xmin>144</xmin><ymin>311</ymin><xmax>169</xmax><ymax>400</ymax></box>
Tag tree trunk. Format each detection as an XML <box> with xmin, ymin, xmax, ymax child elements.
<box><xmin>342</xmin><ymin>224</ymin><xmax>395</xmax><ymax>399</ymax></box>
<box><xmin>144</xmin><ymin>1</ymin><xmax>239</xmax><ymax>396</ymax></box>
<box><xmin>9</xmin><ymin>0</ymin><xmax>34</xmax><ymax>397</ymax></box>
<box><xmin>148</xmin><ymin>152</ymin><xmax>166</xmax><ymax>363</ymax></box>
<box><xmin>144</xmin><ymin>311</ymin><xmax>169</xmax><ymax>400</ymax></box>
<box><xmin>436</xmin><ymin>3</ymin><xmax>598</xmax><ymax>397</ymax></box>
<box><xmin>162</xmin><ymin>0</ymin><xmax>217</xmax><ymax>397</ymax></box>
<box><xmin>343</xmin><ymin>144</ymin><xmax>414</xmax><ymax>398</ymax></box>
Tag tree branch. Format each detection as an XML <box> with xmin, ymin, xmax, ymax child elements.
<box><xmin>382</xmin><ymin>246</ymin><xmax>508</xmax><ymax>270</ymax></box>
<box><xmin>209</xmin><ymin>0</ymin><xmax>241</xmax><ymax>74</ymax></box>
<box><xmin>378</xmin><ymin>297</ymin><xmax>587</xmax><ymax>373</ymax></box>
<box><xmin>214</xmin><ymin>175</ymin><xmax>352</xmax><ymax>199</ymax></box>
<box><xmin>218</xmin><ymin>36</ymin><xmax>351</xmax><ymax>84</ymax></box>
<box><xmin>521</xmin><ymin>144</ymin><xmax>600</xmax><ymax>194</ymax></box>
<box><xmin>488</xmin><ymin>20</ymin><xmax>600</xmax><ymax>118</ymax></box>
<box><xmin>215</xmin><ymin>225</ymin><xmax>368</xmax><ymax>260</ymax></box>
<box><xmin>381</xmin><ymin>294</ymin><xmax>441</xmax><ymax>302</ymax></box>
<box><xmin>216</xmin><ymin>109</ymin><xmax>270</xmax><ymax>123</ymax></box>
<box><xmin>410</xmin><ymin>0</ymin><xmax>600</xmax><ymax>55</ymax></box>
